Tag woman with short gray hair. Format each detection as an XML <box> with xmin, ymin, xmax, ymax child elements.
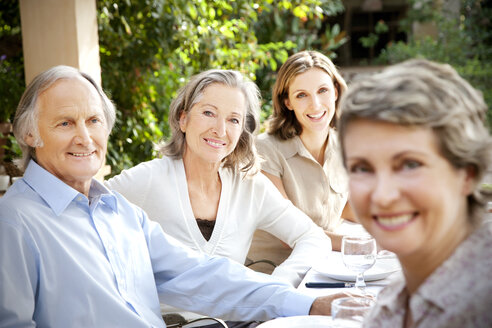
<box><xmin>339</xmin><ymin>59</ymin><xmax>492</xmax><ymax>327</ymax></box>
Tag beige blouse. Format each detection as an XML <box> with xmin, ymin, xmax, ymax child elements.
<box><xmin>247</xmin><ymin>129</ymin><xmax>348</xmax><ymax>273</ymax></box>
<box><xmin>364</xmin><ymin>221</ymin><xmax>492</xmax><ymax>328</ymax></box>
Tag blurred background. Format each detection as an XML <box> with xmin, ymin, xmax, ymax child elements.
<box><xmin>0</xmin><ymin>0</ymin><xmax>490</xmax><ymax>180</ymax></box>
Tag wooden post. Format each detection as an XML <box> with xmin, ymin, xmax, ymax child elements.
<box><xmin>19</xmin><ymin>0</ymin><xmax>101</xmax><ymax>85</ymax></box>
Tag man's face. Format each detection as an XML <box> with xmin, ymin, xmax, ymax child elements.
<box><xmin>25</xmin><ymin>78</ymin><xmax>108</xmax><ymax>195</ymax></box>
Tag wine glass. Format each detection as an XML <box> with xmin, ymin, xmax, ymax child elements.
<box><xmin>341</xmin><ymin>235</ymin><xmax>377</xmax><ymax>291</ymax></box>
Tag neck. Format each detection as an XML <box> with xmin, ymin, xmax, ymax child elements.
<box><xmin>399</xmin><ymin>219</ymin><xmax>473</xmax><ymax>294</ymax></box>
<box><xmin>299</xmin><ymin>128</ymin><xmax>330</xmax><ymax>164</ymax></box>
<box><xmin>182</xmin><ymin>147</ymin><xmax>221</xmax><ymax>191</ymax></box>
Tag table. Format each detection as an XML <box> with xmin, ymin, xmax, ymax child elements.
<box><xmin>297</xmin><ymin>251</ymin><xmax>402</xmax><ymax>298</ymax></box>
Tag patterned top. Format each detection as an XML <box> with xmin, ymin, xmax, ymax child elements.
<box><xmin>363</xmin><ymin>220</ymin><xmax>492</xmax><ymax>328</ymax></box>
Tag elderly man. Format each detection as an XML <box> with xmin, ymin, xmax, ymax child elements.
<box><xmin>0</xmin><ymin>66</ymin><xmax>340</xmax><ymax>327</ymax></box>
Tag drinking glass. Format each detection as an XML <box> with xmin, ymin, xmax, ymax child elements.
<box><xmin>341</xmin><ymin>235</ymin><xmax>377</xmax><ymax>291</ymax></box>
<box><xmin>331</xmin><ymin>296</ymin><xmax>375</xmax><ymax>327</ymax></box>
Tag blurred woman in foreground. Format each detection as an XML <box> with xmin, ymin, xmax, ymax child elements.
<box><xmin>339</xmin><ymin>59</ymin><xmax>492</xmax><ymax>327</ymax></box>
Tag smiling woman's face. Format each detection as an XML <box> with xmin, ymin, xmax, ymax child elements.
<box><xmin>285</xmin><ymin>68</ymin><xmax>337</xmax><ymax>137</ymax></box>
<box><xmin>343</xmin><ymin>119</ymin><xmax>472</xmax><ymax>259</ymax></box>
<box><xmin>179</xmin><ymin>83</ymin><xmax>246</xmax><ymax>166</ymax></box>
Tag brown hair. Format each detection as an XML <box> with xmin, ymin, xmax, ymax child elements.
<box><xmin>267</xmin><ymin>50</ymin><xmax>347</xmax><ymax>139</ymax></box>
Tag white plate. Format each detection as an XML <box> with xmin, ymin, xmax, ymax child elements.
<box><xmin>313</xmin><ymin>253</ymin><xmax>400</xmax><ymax>282</ymax></box>
<box><xmin>257</xmin><ymin>315</ymin><xmax>334</xmax><ymax>328</ymax></box>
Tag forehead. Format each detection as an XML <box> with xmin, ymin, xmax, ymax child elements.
<box><xmin>195</xmin><ymin>83</ymin><xmax>246</xmax><ymax>112</ymax></box>
<box><xmin>344</xmin><ymin>119</ymin><xmax>440</xmax><ymax>157</ymax></box>
<box><xmin>37</xmin><ymin>78</ymin><xmax>103</xmax><ymax>117</ymax></box>
<box><xmin>289</xmin><ymin>68</ymin><xmax>333</xmax><ymax>89</ymax></box>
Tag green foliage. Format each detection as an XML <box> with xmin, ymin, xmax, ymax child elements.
<box><xmin>0</xmin><ymin>1</ymin><xmax>24</xmax><ymax>123</ymax></box>
<box><xmin>359</xmin><ymin>20</ymin><xmax>388</xmax><ymax>49</ymax></box>
<box><xmin>0</xmin><ymin>1</ymin><xmax>346</xmax><ymax>174</ymax></box>
<box><xmin>376</xmin><ymin>0</ymin><xmax>492</xmax><ymax>130</ymax></box>
<box><xmin>97</xmin><ymin>0</ymin><xmax>346</xmax><ymax>175</ymax></box>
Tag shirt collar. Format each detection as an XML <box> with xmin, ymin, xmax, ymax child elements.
<box><xmin>275</xmin><ymin>128</ymin><xmax>340</xmax><ymax>162</ymax></box>
<box><xmin>23</xmin><ymin>160</ymin><xmax>118</xmax><ymax>216</ymax></box>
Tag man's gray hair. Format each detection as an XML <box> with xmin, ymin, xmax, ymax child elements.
<box><xmin>13</xmin><ymin>65</ymin><xmax>116</xmax><ymax>169</ymax></box>
<box><xmin>338</xmin><ymin>59</ymin><xmax>492</xmax><ymax>225</ymax></box>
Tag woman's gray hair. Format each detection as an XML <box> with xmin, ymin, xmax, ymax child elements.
<box><xmin>338</xmin><ymin>59</ymin><xmax>492</xmax><ymax>225</ymax></box>
<box><xmin>267</xmin><ymin>50</ymin><xmax>347</xmax><ymax>139</ymax></box>
<box><xmin>159</xmin><ymin>69</ymin><xmax>261</xmax><ymax>174</ymax></box>
<box><xmin>13</xmin><ymin>65</ymin><xmax>116</xmax><ymax>170</ymax></box>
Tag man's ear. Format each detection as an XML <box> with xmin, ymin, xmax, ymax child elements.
<box><xmin>24</xmin><ymin>133</ymin><xmax>36</xmax><ymax>147</ymax></box>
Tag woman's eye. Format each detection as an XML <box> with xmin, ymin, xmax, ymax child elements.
<box><xmin>402</xmin><ymin>160</ymin><xmax>421</xmax><ymax>170</ymax></box>
<box><xmin>90</xmin><ymin>118</ymin><xmax>100</xmax><ymax>124</ymax></box>
<box><xmin>349</xmin><ymin>164</ymin><xmax>369</xmax><ymax>174</ymax></box>
<box><xmin>203</xmin><ymin>110</ymin><xmax>214</xmax><ymax>117</ymax></box>
<box><xmin>230</xmin><ymin>118</ymin><xmax>240</xmax><ymax>124</ymax></box>
<box><xmin>296</xmin><ymin>93</ymin><xmax>306</xmax><ymax>99</ymax></box>
<box><xmin>59</xmin><ymin>121</ymin><xmax>70</xmax><ymax>127</ymax></box>
<box><xmin>318</xmin><ymin>88</ymin><xmax>328</xmax><ymax>94</ymax></box>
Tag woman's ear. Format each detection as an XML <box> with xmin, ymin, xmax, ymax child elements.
<box><xmin>179</xmin><ymin>111</ymin><xmax>187</xmax><ymax>133</ymax></box>
<box><xmin>284</xmin><ymin>98</ymin><xmax>293</xmax><ymax>111</ymax></box>
<box><xmin>462</xmin><ymin>165</ymin><xmax>477</xmax><ymax>196</ymax></box>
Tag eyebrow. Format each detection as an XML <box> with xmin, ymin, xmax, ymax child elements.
<box><xmin>291</xmin><ymin>84</ymin><xmax>332</xmax><ymax>93</ymax></box>
<box><xmin>199</xmin><ymin>103</ymin><xmax>244</xmax><ymax>117</ymax></box>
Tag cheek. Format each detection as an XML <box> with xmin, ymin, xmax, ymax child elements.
<box><xmin>348</xmin><ymin>179</ymin><xmax>372</xmax><ymax>216</ymax></box>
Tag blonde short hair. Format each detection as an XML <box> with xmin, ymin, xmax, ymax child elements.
<box><xmin>339</xmin><ymin>59</ymin><xmax>492</xmax><ymax>225</ymax></box>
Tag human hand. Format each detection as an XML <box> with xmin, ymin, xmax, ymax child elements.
<box><xmin>309</xmin><ymin>291</ymin><xmax>375</xmax><ymax>316</ymax></box>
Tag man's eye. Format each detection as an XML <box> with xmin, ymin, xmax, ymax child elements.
<box><xmin>60</xmin><ymin>122</ymin><xmax>70</xmax><ymax>127</ymax></box>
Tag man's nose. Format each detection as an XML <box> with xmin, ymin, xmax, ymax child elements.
<box><xmin>74</xmin><ymin>124</ymin><xmax>92</xmax><ymax>145</ymax></box>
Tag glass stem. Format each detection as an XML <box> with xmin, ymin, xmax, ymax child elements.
<box><xmin>355</xmin><ymin>272</ymin><xmax>366</xmax><ymax>289</ymax></box>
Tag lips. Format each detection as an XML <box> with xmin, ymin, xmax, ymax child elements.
<box><xmin>307</xmin><ymin>111</ymin><xmax>326</xmax><ymax>121</ymax></box>
<box><xmin>69</xmin><ymin>151</ymin><xmax>96</xmax><ymax>157</ymax></box>
<box><xmin>373</xmin><ymin>213</ymin><xmax>417</xmax><ymax>231</ymax></box>
<box><xmin>204</xmin><ymin>138</ymin><xmax>226</xmax><ymax>148</ymax></box>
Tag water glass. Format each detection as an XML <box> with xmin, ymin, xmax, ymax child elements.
<box><xmin>331</xmin><ymin>297</ymin><xmax>375</xmax><ymax>327</ymax></box>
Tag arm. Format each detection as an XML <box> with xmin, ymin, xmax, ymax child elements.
<box><xmin>141</xmin><ymin>213</ymin><xmax>316</xmax><ymax>322</ymax></box>
<box><xmin>262</xmin><ymin>170</ymin><xmax>347</xmax><ymax>252</ymax></box>
<box><xmin>0</xmin><ymin>220</ymin><xmax>37</xmax><ymax>327</ymax></box>
<box><xmin>255</xmin><ymin>174</ymin><xmax>332</xmax><ymax>287</ymax></box>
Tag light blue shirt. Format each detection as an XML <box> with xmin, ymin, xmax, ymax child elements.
<box><xmin>0</xmin><ymin>161</ymin><xmax>315</xmax><ymax>328</ymax></box>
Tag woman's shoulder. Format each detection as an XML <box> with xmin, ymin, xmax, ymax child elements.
<box><xmin>256</xmin><ymin>132</ymin><xmax>298</xmax><ymax>158</ymax></box>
